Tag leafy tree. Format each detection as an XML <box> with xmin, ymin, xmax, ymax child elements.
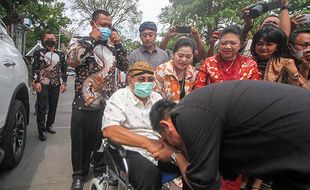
<box><xmin>71</xmin><ymin>0</ymin><xmax>142</xmax><ymax>28</ymax></box>
<box><xmin>21</xmin><ymin>1</ymin><xmax>71</xmax><ymax>51</ymax></box>
<box><xmin>122</xmin><ymin>37</ymin><xmax>141</xmax><ymax>52</ymax></box>
<box><xmin>0</xmin><ymin>0</ymin><xmax>71</xmax><ymax>52</ymax></box>
<box><xmin>159</xmin><ymin>0</ymin><xmax>310</xmax><ymax>45</ymax></box>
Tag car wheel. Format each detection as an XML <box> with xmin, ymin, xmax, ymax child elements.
<box><xmin>0</xmin><ymin>100</ymin><xmax>27</xmax><ymax>169</ymax></box>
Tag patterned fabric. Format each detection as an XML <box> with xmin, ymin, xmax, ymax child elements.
<box><xmin>66</xmin><ymin>36</ymin><xmax>128</xmax><ymax>111</ymax></box>
<box><xmin>154</xmin><ymin>60</ymin><xmax>196</xmax><ymax>103</ymax></box>
<box><xmin>221</xmin><ymin>176</ymin><xmax>242</xmax><ymax>190</ymax></box>
<box><xmin>32</xmin><ymin>48</ymin><xmax>67</xmax><ymax>87</ymax></box>
<box><xmin>102</xmin><ymin>87</ymin><xmax>162</xmax><ymax>164</ymax></box>
<box><xmin>194</xmin><ymin>54</ymin><xmax>261</xmax><ymax>89</ymax></box>
<box><xmin>262</xmin><ymin>57</ymin><xmax>309</xmax><ymax>89</ymax></box>
<box><xmin>263</xmin><ymin>57</ymin><xmax>286</xmax><ymax>82</ymax></box>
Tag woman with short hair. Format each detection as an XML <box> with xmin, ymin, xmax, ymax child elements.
<box><xmin>194</xmin><ymin>25</ymin><xmax>261</xmax><ymax>89</ymax></box>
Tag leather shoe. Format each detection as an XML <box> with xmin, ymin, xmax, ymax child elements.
<box><xmin>71</xmin><ymin>178</ymin><xmax>84</xmax><ymax>190</ymax></box>
<box><xmin>46</xmin><ymin>126</ymin><xmax>56</xmax><ymax>134</ymax></box>
<box><xmin>39</xmin><ymin>132</ymin><xmax>47</xmax><ymax>141</ymax></box>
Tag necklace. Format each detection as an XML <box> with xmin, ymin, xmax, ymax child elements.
<box><xmin>224</xmin><ymin>57</ymin><xmax>237</xmax><ymax>72</ymax></box>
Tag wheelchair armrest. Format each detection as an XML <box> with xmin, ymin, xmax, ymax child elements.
<box><xmin>107</xmin><ymin>139</ymin><xmax>127</xmax><ymax>158</ymax></box>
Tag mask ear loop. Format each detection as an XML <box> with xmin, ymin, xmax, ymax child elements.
<box><xmin>92</xmin><ymin>20</ymin><xmax>99</xmax><ymax>29</ymax></box>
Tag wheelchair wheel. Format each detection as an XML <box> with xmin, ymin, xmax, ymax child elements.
<box><xmin>89</xmin><ymin>177</ymin><xmax>109</xmax><ymax>190</ymax></box>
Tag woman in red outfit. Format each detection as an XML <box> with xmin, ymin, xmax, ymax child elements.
<box><xmin>194</xmin><ymin>25</ymin><xmax>261</xmax><ymax>89</ymax></box>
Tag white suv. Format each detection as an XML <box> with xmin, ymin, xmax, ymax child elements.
<box><xmin>0</xmin><ymin>19</ymin><xmax>30</xmax><ymax>169</ymax></box>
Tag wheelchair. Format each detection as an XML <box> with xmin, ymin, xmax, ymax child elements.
<box><xmin>89</xmin><ymin>139</ymin><xmax>180</xmax><ymax>190</ymax></box>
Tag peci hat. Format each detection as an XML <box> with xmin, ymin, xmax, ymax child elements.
<box><xmin>127</xmin><ymin>61</ymin><xmax>154</xmax><ymax>77</ymax></box>
<box><xmin>139</xmin><ymin>21</ymin><xmax>157</xmax><ymax>33</ymax></box>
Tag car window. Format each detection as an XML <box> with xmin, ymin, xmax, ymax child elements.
<box><xmin>0</xmin><ymin>20</ymin><xmax>16</xmax><ymax>46</ymax></box>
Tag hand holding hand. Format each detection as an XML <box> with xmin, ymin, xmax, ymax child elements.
<box><xmin>145</xmin><ymin>139</ymin><xmax>164</xmax><ymax>154</ymax></box>
<box><xmin>152</xmin><ymin>141</ymin><xmax>174</xmax><ymax>162</ymax></box>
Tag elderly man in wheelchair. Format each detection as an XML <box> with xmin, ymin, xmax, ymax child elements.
<box><xmin>90</xmin><ymin>61</ymin><xmax>185</xmax><ymax>190</ymax></box>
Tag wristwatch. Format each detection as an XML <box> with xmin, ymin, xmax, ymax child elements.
<box><xmin>291</xmin><ymin>73</ymin><xmax>299</xmax><ymax>80</ymax></box>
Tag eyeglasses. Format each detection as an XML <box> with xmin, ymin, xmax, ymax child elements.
<box><xmin>219</xmin><ymin>40</ymin><xmax>240</xmax><ymax>47</ymax></box>
<box><xmin>133</xmin><ymin>76</ymin><xmax>155</xmax><ymax>83</ymax></box>
<box><xmin>140</xmin><ymin>32</ymin><xmax>156</xmax><ymax>38</ymax></box>
<box><xmin>294</xmin><ymin>42</ymin><xmax>310</xmax><ymax>49</ymax></box>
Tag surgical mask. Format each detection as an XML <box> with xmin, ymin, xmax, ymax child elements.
<box><xmin>133</xmin><ymin>82</ymin><xmax>154</xmax><ymax>98</ymax></box>
<box><xmin>98</xmin><ymin>27</ymin><xmax>111</xmax><ymax>41</ymax></box>
<box><xmin>45</xmin><ymin>40</ymin><xmax>56</xmax><ymax>47</ymax></box>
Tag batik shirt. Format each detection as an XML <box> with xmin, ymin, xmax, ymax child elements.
<box><xmin>154</xmin><ymin>60</ymin><xmax>196</xmax><ymax>103</ymax></box>
<box><xmin>194</xmin><ymin>54</ymin><xmax>261</xmax><ymax>89</ymax></box>
<box><xmin>32</xmin><ymin>48</ymin><xmax>67</xmax><ymax>87</ymax></box>
<box><xmin>66</xmin><ymin>36</ymin><xmax>128</xmax><ymax>111</ymax></box>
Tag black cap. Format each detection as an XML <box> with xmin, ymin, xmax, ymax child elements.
<box><xmin>139</xmin><ymin>21</ymin><xmax>157</xmax><ymax>33</ymax></box>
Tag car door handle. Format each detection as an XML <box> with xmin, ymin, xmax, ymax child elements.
<box><xmin>3</xmin><ymin>60</ymin><xmax>16</xmax><ymax>67</ymax></box>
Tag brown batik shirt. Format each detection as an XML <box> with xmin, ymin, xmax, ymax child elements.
<box><xmin>66</xmin><ymin>36</ymin><xmax>128</xmax><ymax>111</ymax></box>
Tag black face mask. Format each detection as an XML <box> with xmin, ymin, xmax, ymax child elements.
<box><xmin>45</xmin><ymin>40</ymin><xmax>56</xmax><ymax>47</ymax></box>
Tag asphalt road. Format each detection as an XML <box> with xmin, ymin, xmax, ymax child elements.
<box><xmin>0</xmin><ymin>76</ymin><xmax>97</xmax><ymax>190</ymax></box>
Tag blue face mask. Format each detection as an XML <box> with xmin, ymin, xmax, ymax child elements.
<box><xmin>98</xmin><ymin>27</ymin><xmax>111</xmax><ymax>41</ymax></box>
<box><xmin>133</xmin><ymin>82</ymin><xmax>154</xmax><ymax>98</ymax></box>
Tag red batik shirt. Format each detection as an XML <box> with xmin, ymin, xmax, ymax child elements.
<box><xmin>194</xmin><ymin>54</ymin><xmax>261</xmax><ymax>89</ymax></box>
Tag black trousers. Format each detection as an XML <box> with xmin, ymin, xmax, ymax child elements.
<box><xmin>118</xmin><ymin>150</ymin><xmax>190</xmax><ymax>190</ymax></box>
<box><xmin>70</xmin><ymin>108</ymin><xmax>103</xmax><ymax>179</ymax></box>
<box><xmin>36</xmin><ymin>84</ymin><xmax>60</xmax><ymax>134</ymax></box>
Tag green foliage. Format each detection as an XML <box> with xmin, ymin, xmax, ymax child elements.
<box><xmin>122</xmin><ymin>37</ymin><xmax>141</xmax><ymax>52</ymax></box>
<box><xmin>0</xmin><ymin>5</ymin><xmax>7</xmax><ymax>18</ymax></box>
<box><xmin>1</xmin><ymin>0</ymin><xmax>71</xmax><ymax>52</ymax></box>
<box><xmin>71</xmin><ymin>0</ymin><xmax>142</xmax><ymax>27</ymax></box>
<box><xmin>159</xmin><ymin>0</ymin><xmax>310</xmax><ymax>45</ymax></box>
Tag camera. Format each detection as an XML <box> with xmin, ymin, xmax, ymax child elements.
<box><xmin>176</xmin><ymin>26</ymin><xmax>191</xmax><ymax>33</ymax></box>
<box><xmin>242</xmin><ymin>0</ymin><xmax>282</xmax><ymax>19</ymax></box>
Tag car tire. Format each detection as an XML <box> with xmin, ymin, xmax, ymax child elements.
<box><xmin>0</xmin><ymin>100</ymin><xmax>27</xmax><ymax>169</ymax></box>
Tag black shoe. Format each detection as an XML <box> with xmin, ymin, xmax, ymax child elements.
<box><xmin>71</xmin><ymin>178</ymin><xmax>84</xmax><ymax>190</ymax></box>
<box><xmin>39</xmin><ymin>132</ymin><xmax>47</xmax><ymax>141</ymax></box>
<box><xmin>46</xmin><ymin>126</ymin><xmax>56</xmax><ymax>134</ymax></box>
